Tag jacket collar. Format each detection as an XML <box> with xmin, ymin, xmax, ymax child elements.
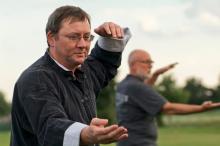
<box><xmin>44</xmin><ymin>51</ymin><xmax>84</xmax><ymax>78</ymax></box>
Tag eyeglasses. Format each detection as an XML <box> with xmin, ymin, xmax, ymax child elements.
<box><xmin>63</xmin><ymin>33</ymin><xmax>95</xmax><ymax>42</ymax></box>
<box><xmin>135</xmin><ymin>60</ymin><xmax>154</xmax><ymax>64</ymax></box>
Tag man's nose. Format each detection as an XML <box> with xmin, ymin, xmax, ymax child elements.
<box><xmin>76</xmin><ymin>38</ymin><xmax>87</xmax><ymax>47</ymax></box>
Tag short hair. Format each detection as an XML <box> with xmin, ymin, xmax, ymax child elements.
<box><xmin>46</xmin><ymin>5</ymin><xmax>91</xmax><ymax>35</ymax></box>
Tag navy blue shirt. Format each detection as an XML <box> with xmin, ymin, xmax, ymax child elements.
<box><xmin>116</xmin><ymin>75</ymin><xmax>167</xmax><ymax>146</ymax></box>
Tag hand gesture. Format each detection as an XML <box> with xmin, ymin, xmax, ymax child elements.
<box><xmin>153</xmin><ymin>62</ymin><xmax>178</xmax><ymax>76</ymax></box>
<box><xmin>94</xmin><ymin>22</ymin><xmax>124</xmax><ymax>38</ymax></box>
<box><xmin>80</xmin><ymin>118</ymin><xmax>128</xmax><ymax>145</ymax></box>
<box><xmin>202</xmin><ymin>101</ymin><xmax>220</xmax><ymax>110</ymax></box>
<box><xmin>146</xmin><ymin>62</ymin><xmax>178</xmax><ymax>85</ymax></box>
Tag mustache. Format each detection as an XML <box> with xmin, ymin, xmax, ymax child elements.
<box><xmin>74</xmin><ymin>52</ymin><xmax>87</xmax><ymax>54</ymax></box>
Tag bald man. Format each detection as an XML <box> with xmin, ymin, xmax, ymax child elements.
<box><xmin>115</xmin><ymin>49</ymin><xmax>220</xmax><ymax>146</ymax></box>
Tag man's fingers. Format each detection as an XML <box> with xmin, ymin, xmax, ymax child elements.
<box><xmin>94</xmin><ymin>22</ymin><xmax>123</xmax><ymax>38</ymax></box>
<box><xmin>103</xmin><ymin>22</ymin><xmax>112</xmax><ymax>35</ymax></box>
<box><xmin>202</xmin><ymin>101</ymin><xmax>220</xmax><ymax>109</ymax></box>
<box><xmin>169</xmin><ymin>62</ymin><xmax>178</xmax><ymax>68</ymax></box>
<box><xmin>212</xmin><ymin>102</ymin><xmax>220</xmax><ymax>107</ymax></box>
<box><xmin>108</xmin><ymin>22</ymin><xmax>117</xmax><ymax>37</ymax></box>
<box><xmin>98</xmin><ymin>126</ymin><xmax>128</xmax><ymax>143</ymax></box>
<box><xmin>113</xmin><ymin>23</ymin><xmax>123</xmax><ymax>38</ymax></box>
<box><xmin>105</xmin><ymin>22</ymin><xmax>123</xmax><ymax>38</ymax></box>
<box><xmin>90</xmin><ymin>118</ymin><xmax>108</xmax><ymax>127</ymax></box>
<box><xmin>111</xmin><ymin>126</ymin><xmax>128</xmax><ymax>140</ymax></box>
<box><xmin>97</xmin><ymin>124</ymin><xmax>119</xmax><ymax>135</ymax></box>
<box><xmin>117</xmin><ymin>133</ymin><xmax>128</xmax><ymax>141</ymax></box>
<box><xmin>116</xmin><ymin>26</ymin><xmax>124</xmax><ymax>38</ymax></box>
<box><xmin>85</xmin><ymin>119</ymin><xmax>129</xmax><ymax>144</ymax></box>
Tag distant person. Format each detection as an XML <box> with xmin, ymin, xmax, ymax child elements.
<box><xmin>115</xmin><ymin>49</ymin><xmax>220</xmax><ymax>146</ymax></box>
<box><xmin>10</xmin><ymin>5</ymin><xmax>131</xmax><ymax>146</ymax></box>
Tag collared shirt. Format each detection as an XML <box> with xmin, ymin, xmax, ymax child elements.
<box><xmin>10</xmin><ymin>28</ymin><xmax>132</xmax><ymax>146</ymax></box>
<box><xmin>50</xmin><ymin>54</ymin><xmax>76</xmax><ymax>78</ymax></box>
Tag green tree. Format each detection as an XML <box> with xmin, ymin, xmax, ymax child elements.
<box><xmin>96</xmin><ymin>79</ymin><xmax>117</xmax><ymax>124</ymax></box>
<box><xmin>156</xmin><ymin>75</ymin><xmax>190</xmax><ymax>103</ymax></box>
<box><xmin>183</xmin><ymin>77</ymin><xmax>212</xmax><ymax>104</ymax></box>
<box><xmin>155</xmin><ymin>74</ymin><xmax>190</xmax><ymax>126</ymax></box>
<box><xmin>211</xmin><ymin>75</ymin><xmax>220</xmax><ymax>102</ymax></box>
<box><xmin>0</xmin><ymin>91</ymin><xmax>11</xmax><ymax>117</ymax></box>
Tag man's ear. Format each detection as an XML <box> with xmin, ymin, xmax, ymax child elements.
<box><xmin>47</xmin><ymin>31</ymin><xmax>55</xmax><ymax>47</ymax></box>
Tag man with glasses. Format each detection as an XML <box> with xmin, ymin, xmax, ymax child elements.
<box><xmin>11</xmin><ymin>5</ymin><xmax>131</xmax><ymax>146</ymax></box>
<box><xmin>115</xmin><ymin>49</ymin><xmax>220</xmax><ymax>146</ymax></box>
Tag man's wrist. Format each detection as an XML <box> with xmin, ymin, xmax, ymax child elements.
<box><xmin>80</xmin><ymin>126</ymin><xmax>90</xmax><ymax>146</ymax></box>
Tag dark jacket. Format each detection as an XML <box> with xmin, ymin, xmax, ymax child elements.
<box><xmin>10</xmin><ymin>43</ymin><xmax>122</xmax><ymax>146</ymax></box>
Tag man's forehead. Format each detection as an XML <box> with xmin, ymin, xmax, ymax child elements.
<box><xmin>61</xmin><ymin>18</ymin><xmax>89</xmax><ymax>26</ymax></box>
<box><xmin>59</xmin><ymin>19</ymin><xmax>91</xmax><ymax>33</ymax></box>
<box><xmin>136</xmin><ymin>51</ymin><xmax>151</xmax><ymax>59</ymax></box>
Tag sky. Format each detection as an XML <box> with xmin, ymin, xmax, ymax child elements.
<box><xmin>1</xmin><ymin>0</ymin><xmax>220</xmax><ymax>102</ymax></box>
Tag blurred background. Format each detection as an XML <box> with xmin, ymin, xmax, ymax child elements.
<box><xmin>1</xmin><ymin>0</ymin><xmax>220</xmax><ymax>146</ymax></box>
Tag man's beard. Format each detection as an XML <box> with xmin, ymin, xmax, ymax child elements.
<box><xmin>136</xmin><ymin>69</ymin><xmax>151</xmax><ymax>80</ymax></box>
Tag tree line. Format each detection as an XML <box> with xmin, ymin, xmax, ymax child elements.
<box><xmin>156</xmin><ymin>74</ymin><xmax>220</xmax><ymax>105</ymax></box>
<box><xmin>97</xmin><ymin>74</ymin><xmax>220</xmax><ymax>125</ymax></box>
<box><xmin>0</xmin><ymin>91</ymin><xmax>11</xmax><ymax>117</ymax></box>
<box><xmin>1</xmin><ymin>74</ymin><xmax>220</xmax><ymax>124</ymax></box>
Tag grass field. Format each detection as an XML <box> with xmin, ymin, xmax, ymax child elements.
<box><xmin>101</xmin><ymin>110</ymin><xmax>220</xmax><ymax>146</ymax></box>
<box><xmin>101</xmin><ymin>124</ymin><xmax>220</xmax><ymax>146</ymax></box>
<box><xmin>0</xmin><ymin>131</ymin><xmax>10</xmax><ymax>146</ymax></box>
<box><xmin>1</xmin><ymin>124</ymin><xmax>219</xmax><ymax>146</ymax></box>
<box><xmin>1</xmin><ymin>110</ymin><xmax>220</xmax><ymax>146</ymax></box>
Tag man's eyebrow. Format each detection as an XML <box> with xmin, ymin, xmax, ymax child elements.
<box><xmin>67</xmin><ymin>32</ymin><xmax>91</xmax><ymax>35</ymax></box>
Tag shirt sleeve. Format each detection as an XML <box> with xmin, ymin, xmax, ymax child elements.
<box><xmin>63</xmin><ymin>122</ymin><xmax>88</xmax><ymax>146</ymax></box>
<box><xmin>85</xmin><ymin>28</ymin><xmax>131</xmax><ymax>95</ymax></box>
<box><xmin>90</xmin><ymin>27</ymin><xmax>131</xmax><ymax>67</ymax></box>
<box><xmin>97</xmin><ymin>27</ymin><xmax>132</xmax><ymax>52</ymax></box>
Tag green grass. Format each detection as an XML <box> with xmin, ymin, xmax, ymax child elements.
<box><xmin>1</xmin><ymin>124</ymin><xmax>220</xmax><ymax>146</ymax></box>
<box><xmin>101</xmin><ymin>110</ymin><xmax>220</xmax><ymax>146</ymax></box>
<box><xmin>158</xmin><ymin>124</ymin><xmax>220</xmax><ymax>146</ymax></box>
<box><xmin>0</xmin><ymin>131</ymin><xmax>10</xmax><ymax>146</ymax></box>
<box><xmin>1</xmin><ymin>110</ymin><xmax>220</xmax><ymax>146</ymax></box>
<box><xmin>101</xmin><ymin>124</ymin><xmax>220</xmax><ymax>146</ymax></box>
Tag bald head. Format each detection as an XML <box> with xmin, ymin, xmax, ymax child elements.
<box><xmin>128</xmin><ymin>49</ymin><xmax>151</xmax><ymax>67</ymax></box>
<box><xmin>128</xmin><ymin>49</ymin><xmax>153</xmax><ymax>79</ymax></box>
